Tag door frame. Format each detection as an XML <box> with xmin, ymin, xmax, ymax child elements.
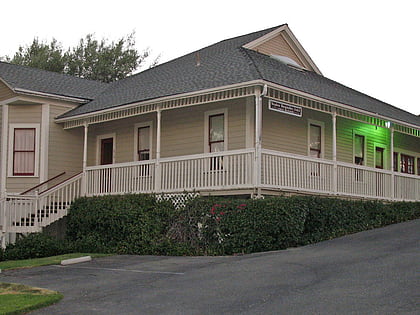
<box><xmin>96</xmin><ymin>133</ymin><xmax>116</xmax><ymax>165</ymax></box>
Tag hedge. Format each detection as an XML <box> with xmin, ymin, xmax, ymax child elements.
<box><xmin>1</xmin><ymin>194</ymin><xmax>419</xmax><ymax>260</ymax></box>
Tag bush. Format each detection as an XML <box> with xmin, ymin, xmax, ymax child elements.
<box><xmin>66</xmin><ymin>194</ymin><xmax>176</xmax><ymax>254</ymax></box>
<box><xmin>4</xmin><ymin>233</ymin><xmax>70</xmax><ymax>261</ymax></box>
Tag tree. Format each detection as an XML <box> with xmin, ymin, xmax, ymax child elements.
<box><xmin>2</xmin><ymin>32</ymin><xmax>154</xmax><ymax>83</ymax></box>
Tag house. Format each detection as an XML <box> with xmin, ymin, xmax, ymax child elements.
<box><xmin>1</xmin><ymin>24</ymin><xmax>419</xmax><ymax>246</ymax></box>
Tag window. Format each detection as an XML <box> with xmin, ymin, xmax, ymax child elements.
<box><xmin>375</xmin><ymin>147</ymin><xmax>384</xmax><ymax>169</ymax></box>
<box><xmin>13</xmin><ymin>128</ymin><xmax>36</xmax><ymax>176</ymax></box>
<box><xmin>418</xmin><ymin>158</ymin><xmax>420</xmax><ymax>175</ymax></box>
<box><xmin>400</xmin><ymin>154</ymin><xmax>414</xmax><ymax>174</ymax></box>
<box><xmin>138</xmin><ymin>126</ymin><xmax>150</xmax><ymax>161</ymax></box>
<box><xmin>100</xmin><ymin>138</ymin><xmax>113</xmax><ymax>165</ymax></box>
<box><xmin>309</xmin><ymin>124</ymin><xmax>322</xmax><ymax>158</ymax></box>
<box><xmin>393</xmin><ymin>152</ymin><xmax>399</xmax><ymax>172</ymax></box>
<box><xmin>354</xmin><ymin>134</ymin><xmax>365</xmax><ymax>165</ymax></box>
<box><xmin>209</xmin><ymin>114</ymin><xmax>224</xmax><ymax>153</ymax></box>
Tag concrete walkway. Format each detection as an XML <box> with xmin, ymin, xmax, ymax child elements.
<box><xmin>2</xmin><ymin>219</ymin><xmax>419</xmax><ymax>314</ymax></box>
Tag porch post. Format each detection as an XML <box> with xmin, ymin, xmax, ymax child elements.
<box><xmin>81</xmin><ymin>122</ymin><xmax>89</xmax><ymax>196</ymax></box>
<box><xmin>332</xmin><ymin>110</ymin><xmax>338</xmax><ymax>194</ymax></box>
<box><xmin>254</xmin><ymin>86</ymin><xmax>264</xmax><ymax>197</ymax></box>
<box><xmin>1</xmin><ymin>104</ymin><xmax>9</xmax><ymax>198</ymax></box>
<box><xmin>390</xmin><ymin>126</ymin><xmax>395</xmax><ymax>199</ymax></box>
<box><xmin>155</xmin><ymin>107</ymin><xmax>162</xmax><ymax>193</ymax></box>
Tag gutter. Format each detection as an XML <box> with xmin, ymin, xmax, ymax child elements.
<box><xmin>14</xmin><ymin>88</ymin><xmax>89</xmax><ymax>104</ymax></box>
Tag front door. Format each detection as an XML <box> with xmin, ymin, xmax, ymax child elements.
<box><xmin>100</xmin><ymin>138</ymin><xmax>113</xmax><ymax>165</ymax></box>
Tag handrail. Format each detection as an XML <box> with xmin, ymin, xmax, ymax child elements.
<box><xmin>39</xmin><ymin>171</ymin><xmax>83</xmax><ymax>195</ymax></box>
<box><xmin>20</xmin><ymin>172</ymin><xmax>66</xmax><ymax>195</ymax></box>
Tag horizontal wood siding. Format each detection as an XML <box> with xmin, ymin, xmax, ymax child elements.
<box><xmin>394</xmin><ymin>132</ymin><xmax>420</xmax><ymax>154</ymax></box>
<box><xmin>87</xmin><ymin>113</ymin><xmax>156</xmax><ymax>166</ymax></box>
<box><xmin>262</xmin><ymin>103</ymin><xmax>333</xmax><ymax>159</ymax></box>
<box><xmin>6</xmin><ymin>105</ymin><xmax>42</xmax><ymax>192</ymax></box>
<box><xmin>161</xmin><ymin>99</ymin><xmax>246</xmax><ymax>158</ymax></box>
<box><xmin>336</xmin><ymin>117</ymin><xmax>391</xmax><ymax>168</ymax></box>
<box><xmin>254</xmin><ymin>33</ymin><xmax>304</xmax><ymax>67</ymax></box>
<box><xmin>0</xmin><ymin>81</ymin><xmax>15</xmax><ymax>101</ymax></box>
<box><xmin>48</xmin><ymin>105</ymin><xmax>84</xmax><ymax>178</ymax></box>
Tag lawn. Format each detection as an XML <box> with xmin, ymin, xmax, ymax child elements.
<box><xmin>0</xmin><ymin>253</ymin><xmax>110</xmax><ymax>271</ymax></box>
<box><xmin>0</xmin><ymin>283</ymin><xmax>63</xmax><ymax>314</ymax></box>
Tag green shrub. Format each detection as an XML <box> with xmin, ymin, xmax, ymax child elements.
<box><xmin>4</xmin><ymin>233</ymin><xmax>70</xmax><ymax>260</ymax></box>
<box><xmin>66</xmin><ymin>194</ymin><xmax>176</xmax><ymax>254</ymax></box>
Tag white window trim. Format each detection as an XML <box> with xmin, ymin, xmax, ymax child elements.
<box><xmin>133</xmin><ymin>121</ymin><xmax>153</xmax><ymax>161</ymax></box>
<box><xmin>96</xmin><ymin>133</ymin><xmax>116</xmax><ymax>165</ymax></box>
<box><xmin>353</xmin><ymin>132</ymin><xmax>367</xmax><ymax>166</ymax></box>
<box><xmin>204</xmin><ymin>108</ymin><xmax>228</xmax><ymax>153</ymax></box>
<box><xmin>394</xmin><ymin>147</ymin><xmax>420</xmax><ymax>174</ymax></box>
<box><xmin>373</xmin><ymin>143</ymin><xmax>387</xmax><ymax>170</ymax></box>
<box><xmin>8</xmin><ymin>123</ymin><xmax>40</xmax><ymax>178</ymax></box>
<box><xmin>307</xmin><ymin>119</ymin><xmax>325</xmax><ymax>159</ymax></box>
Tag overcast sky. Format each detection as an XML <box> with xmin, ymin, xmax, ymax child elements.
<box><xmin>2</xmin><ymin>0</ymin><xmax>419</xmax><ymax>116</ymax></box>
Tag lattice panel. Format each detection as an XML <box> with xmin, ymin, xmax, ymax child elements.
<box><xmin>156</xmin><ymin>192</ymin><xmax>200</xmax><ymax>209</ymax></box>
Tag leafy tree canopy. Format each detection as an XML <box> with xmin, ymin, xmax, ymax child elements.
<box><xmin>2</xmin><ymin>32</ymin><xmax>156</xmax><ymax>83</ymax></box>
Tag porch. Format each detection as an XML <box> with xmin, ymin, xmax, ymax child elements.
<box><xmin>84</xmin><ymin>148</ymin><xmax>420</xmax><ymax>201</ymax></box>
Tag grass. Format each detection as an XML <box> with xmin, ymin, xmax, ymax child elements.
<box><xmin>0</xmin><ymin>253</ymin><xmax>111</xmax><ymax>270</ymax></box>
<box><xmin>0</xmin><ymin>283</ymin><xmax>63</xmax><ymax>315</ymax></box>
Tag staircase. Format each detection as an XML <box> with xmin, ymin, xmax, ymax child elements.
<box><xmin>1</xmin><ymin>173</ymin><xmax>83</xmax><ymax>245</ymax></box>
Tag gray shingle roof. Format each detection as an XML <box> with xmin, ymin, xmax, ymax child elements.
<box><xmin>27</xmin><ymin>25</ymin><xmax>420</xmax><ymax>128</ymax></box>
<box><xmin>0</xmin><ymin>61</ymin><xmax>108</xmax><ymax>101</ymax></box>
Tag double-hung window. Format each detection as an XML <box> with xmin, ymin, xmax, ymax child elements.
<box><xmin>309</xmin><ymin>124</ymin><xmax>322</xmax><ymax>158</ymax></box>
<box><xmin>13</xmin><ymin>128</ymin><xmax>36</xmax><ymax>176</ymax></box>
<box><xmin>354</xmin><ymin>134</ymin><xmax>365</xmax><ymax>166</ymax></box>
<box><xmin>400</xmin><ymin>154</ymin><xmax>414</xmax><ymax>174</ymax></box>
<box><xmin>138</xmin><ymin>126</ymin><xmax>150</xmax><ymax>161</ymax></box>
<box><xmin>206</xmin><ymin>111</ymin><xmax>226</xmax><ymax>171</ymax></box>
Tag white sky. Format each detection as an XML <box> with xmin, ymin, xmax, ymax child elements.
<box><xmin>1</xmin><ymin>0</ymin><xmax>419</xmax><ymax>116</ymax></box>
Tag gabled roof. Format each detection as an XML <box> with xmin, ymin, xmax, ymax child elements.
<box><xmin>0</xmin><ymin>61</ymin><xmax>108</xmax><ymax>102</ymax></box>
<box><xmin>43</xmin><ymin>25</ymin><xmax>420</xmax><ymax>127</ymax></box>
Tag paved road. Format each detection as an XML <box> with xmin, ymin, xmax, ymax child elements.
<box><xmin>2</xmin><ymin>219</ymin><xmax>419</xmax><ymax>314</ymax></box>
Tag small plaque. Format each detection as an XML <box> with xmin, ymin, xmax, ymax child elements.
<box><xmin>269</xmin><ymin>100</ymin><xmax>302</xmax><ymax>117</ymax></box>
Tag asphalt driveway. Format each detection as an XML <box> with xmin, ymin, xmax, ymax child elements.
<box><xmin>2</xmin><ymin>219</ymin><xmax>419</xmax><ymax>314</ymax></box>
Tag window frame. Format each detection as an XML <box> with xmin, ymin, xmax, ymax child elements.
<box><xmin>400</xmin><ymin>153</ymin><xmax>415</xmax><ymax>174</ymax></box>
<box><xmin>307</xmin><ymin>120</ymin><xmax>324</xmax><ymax>159</ymax></box>
<box><xmin>204</xmin><ymin>108</ymin><xmax>228</xmax><ymax>153</ymax></box>
<box><xmin>133</xmin><ymin>121</ymin><xmax>153</xmax><ymax>161</ymax></box>
<box><xmin>8</xmin><ymin>123</ymin><xmax>40</xmax><ymax>178</ymax></box>
<box><xmin>353</xmin><ymin>133</ymin><xmax>366</xmax><ymax>166</ymax></box>
<box><xmin>96</xmin><ymin>133</ymin><xmax>116</xmax><ymax>165</ymax></box>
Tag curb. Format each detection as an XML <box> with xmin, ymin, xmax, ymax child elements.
<box><xmin>61</xmin><ymin>256</ymin><xmax>92</xmax><ymax>266</ymax></box>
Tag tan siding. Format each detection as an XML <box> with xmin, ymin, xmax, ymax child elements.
<box><xmin>0</xmin><ymin>81</ymin><xmax>15</xmax><ymax>101</ymax></box>
<box><xmin>48</xmin><ymin>105</ymin><xmax>84</xmax><ymax>178</ymax></box>
<box><xmin>87</xmin><ymin>113</ymin><xmax>157</xmax><ymax>166</ymax></box>
<box><xmin>86</xmin><ymin>98</ymin><xmax>247</xmax><ymax>164</ymax></box>
<box><xmin>336</xmin><ymin>118</ymin><xmax>391</xmax><ymax>168</ymax></box>
<box><xmin>253</xmin><ymin>33</ymin><xmax>304</xmax><ymax>67</ymax></box>
<box><xmin>262</xmin><ymin>104</ymin><xmax>333</xmax><ymax>159</ymax></box>
<box><xmin>6</xmin><ymin>105</ymin><xmax>43</xmax><ymax>192</ymax></box>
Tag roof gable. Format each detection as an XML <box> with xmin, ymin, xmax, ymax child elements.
<box><xmin>243</xmin><ymin>25</ymin><xmax>322</xmax><ymax>75</ymax></box>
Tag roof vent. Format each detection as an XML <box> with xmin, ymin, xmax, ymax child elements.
<box><xmin>270</xmin><ymin>55</ymin><xmax>306</xmax><ymax>71</ymax></box>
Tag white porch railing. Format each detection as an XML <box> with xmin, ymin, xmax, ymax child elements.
<box><xmin>85</xmin><ymin>160</ymin><xmax>155</xmax><ymax>195</ymax></box>
<box><xmin>160</xmin><ymin>149</ymin><xmax>254</xmax><ymax>192</ymax></box>
<box><xmin>1</xmin><ymin>173</ymin><xmax>83</xmax><ymax>234</ymax></box>
<box><xmin>261</xmin><ymin>149</ymin><xmax>334</xmax><ymax>194</ymax></box>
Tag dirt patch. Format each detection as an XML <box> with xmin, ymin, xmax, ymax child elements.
<box><xmin>0</xmin><ymin>283</ymin><xmax>56</xmax><ymax>295</ymax></box>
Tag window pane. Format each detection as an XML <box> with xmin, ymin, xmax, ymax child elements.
<box><xmin>14</xmin><ymin>129</ymin><xmax>35</xmax><ymax>151</ymax></box>
<box><xmin>375</xmin><ymin>147</ymin><xmax>384</xmax><ymax>169</ymax></box>
<box><xmin>210</xmin><ymin>115</ymin><xmax>224</xmax><ymax>142</ymax></box>
<box><xmin>309</xmin><ymin>124</ymin><xmax>321</xmax><ymax>151</ymax></box>
<box><xmin>14</xmin><ymin>152</ymin><xmax>35</xmax><ymax>175</ymax></box>
<box><xmin>138</xmin><ymin>127</ymin><xmax>150</xmax><ymax>151</ymax></box>
<box><xmin>354</xmin><ymin>135</ymin><xmax>364</xmax><ymax>165</ymax></box>
<box><xmin>210</xmin><ymin>142</ymin><xmax>224</xmax><ymax>153</ymax></box>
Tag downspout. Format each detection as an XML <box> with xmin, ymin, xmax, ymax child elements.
<box><xmin>254</xmin><ymin>84</ymin><xmax>267</xmax><ymax>198</ymax></box>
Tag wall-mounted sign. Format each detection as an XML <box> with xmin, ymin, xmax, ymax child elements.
<box><xmin>269</xmin><ymin>100</ymin><xmax>302</xmax><ymax>117</ymax></box>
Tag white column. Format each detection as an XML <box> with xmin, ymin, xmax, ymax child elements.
<box><xmin>254</xmin><ymin>88</ymin><xmax>263</xmax><ymax>197</ymax></box>
<box><xmin>1</xmin><ymin>104</ymin><xmax>9</xmax><ymax>198</ymax></box>
<box><xmin>390</xmin><ymin>127</ymin><xmax>395</xmax><ymax>199</ymax></box>
<box><xmin>155</xmin><ymin>107</ymin><xmax>162</xmax><ymax>193</ymax></box>
<box><xmin>332</xmin><ymin>110</ymin><xmax>337</xmax><ymax>194</ymax></box>
<box><xmin>81</xmin><ymin>122</ymin><xmax>89</xmax><ymax>196</ymax></box>
<box><xmin>39</xmin><ymin>104</ymin><xmax>50</xmax><ymax>183</ymax></box>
